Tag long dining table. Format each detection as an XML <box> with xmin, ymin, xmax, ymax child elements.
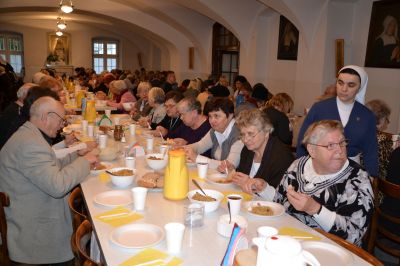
<box><xmin>79</xmin><ymin>132</ymin><xmax>373</xmax><ymax>266</ymax></box>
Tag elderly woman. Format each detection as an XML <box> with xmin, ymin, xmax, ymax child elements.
<box><xmin>232</xmin><ymin>109</ymin><xmax>293</xmax><ymax>191</ymax></box>
<box><xmin>140</xmin><ymin>87</ymin><xmax>166</xmax><ymax>129</ymax></box>
<box><xmin>167</xmin><ymin>97</ymin><xmax>211</xmax><ymax>146</ymax></box>
<box><xmin>263</xmin><ymin>93</ymin><xmax>293</xmax><ymax>145</ymax></box>
<box><xmin>297</xmin><ymin>65</ymin><xmax>378</xmax><ymax>177</ymax></box>
<box><xmin>252</xmin><ymin>120</ymin><xmax>374</xmax><ymax>246</ymax></box>
<box><xmin>185</xmin><ymin>98</ymin><xmax>243</xmax><ymax>170</ymax></box>
<box><xmin>366</xmin><ymin>99</ymin><xmax>395</xmax><ymax>179</ymax></box>
<box><xmin>130</xmin><ymin>81</ymin><xmax>152</xmax><ymax>120</ymax></box>
<box><xmin>154</xmin><ymin>91</ymin><xmax>183</xmax><ymax>137</ymax></box>
<box><xmin>107</xmin><ymin>80</ymin><xmax>136</xmax><ymax>111</ymax></box>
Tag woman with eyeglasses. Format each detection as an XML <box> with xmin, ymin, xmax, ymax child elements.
<box><xmin>184</xmin><ymin>98</ymin><xmax>243</xmax><ymax>170</ymax></box>
<box><xmin>232</xmin><ymin>108</ymin><xmax>293</xmax><ymax>192</ymax></box>
<box><xmin>253</xmin><ymin>120</ymin><xmax>374</xmax><ymax>246</ymax></box>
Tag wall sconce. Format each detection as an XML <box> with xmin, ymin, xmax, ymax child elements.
<box><xmin>57</xmin><ymin>17</ymin><xmax>67</xmax><ymax>30</ymax></box>
<box><xmin>56</xmin><ymin>29</ymin><xmax>64</xmax><ymax>36</ymax></box>
<box><xmin>60</xmin><ymin>0</ymin><xmax>74</xmax><ymax>13</ymax></box>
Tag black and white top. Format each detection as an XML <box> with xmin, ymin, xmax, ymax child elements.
<box><xmin>273</xmin><ymin>156</ymin><xmax>374</xmax><ymax>246</ymax></box>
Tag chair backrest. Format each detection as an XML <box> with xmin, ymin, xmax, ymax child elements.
<box><xmin>0</xmin><ymin>192</ymin><xmax>11</xmax><ymax>266</ymax></box>
<box><xmin>75</xmin><ymin>220</ymin><xmax>101</xmax><ymax>266</ymax></box>
<box><xmin>315</xmin><ymin>228</ymin><xmax>384</xmax><ymax>266</ymax></box>
<box><xmin>68</xmin><ymin>186</ymin><xmax>88</xmax><ymax>233</ymax></box>
<box><xmin>367</xmin><ymin>178</ymin><xmax>400</xmax><ymax>260</ymax></box>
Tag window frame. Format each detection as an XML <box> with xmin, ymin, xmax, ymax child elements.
<box><xmin>0</xmin><ymin>31</ymin><xmax>24</xmax><ymax>75</ymax></box>
<box><xmin>92</xmin><ymin>38</ymin><xmax>119</xmax><ymax>73</ymax></box>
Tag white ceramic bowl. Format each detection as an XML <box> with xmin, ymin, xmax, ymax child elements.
<box><xmin>122</xmin><ymin>102</ymin><xmax>134</xmax><ymax>111</ymax></box>
<box><xmin>145</xmin><ymin>153</ymin><xmax>168</xmax><ymax>170</ymax></box>
<box><xmin>217</xmin><ymin>214</ymin><xmax>248</xmax><ymax>237</ymax></box>
<box><xmin>187</xmin><ymin>189</ymin><xmax>224</xmax><ymax>213</ymax></box>
<box><xmin>108</xmin><ymin>167</ymin><xmax>135</xmax><ymax>188</ymax></box>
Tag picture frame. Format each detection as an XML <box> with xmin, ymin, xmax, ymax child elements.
<box><xmin>335</xmin><ymin>39</ymin><xmax>344</xmax><ymax>76</ymax></box>
<box><xmin>364</xmin><ymin>0</ymin><xmax>400</xmax><ymax>68</ymax></box>
<box><xmin>47</xmin><ymin>32</ymin><xmax>70</xmax><ymax>65</ymax></box>
<box><xmin>277</xmin><ymin>15</ymin><xmax>299</xmax><ymax>60</ymax></box>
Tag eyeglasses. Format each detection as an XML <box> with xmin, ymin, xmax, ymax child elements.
<box><xmin>240</xmin><ymin>130</ymin><xmax>262</xmax><ymax>141</ymax></box>
<box><xmin>47</xmin><ymin>111</ymin><xmax>68</xmax><ymax>127</ymax></box>
<box><xmin>309</xmin><ymin>139</ymin><xmax>349</xmax><ymax>151</ymax></box>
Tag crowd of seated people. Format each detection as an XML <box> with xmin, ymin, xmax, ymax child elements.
<box><xmin>1</xmin><ymin>62</ymin><xmax>399</xmax><ymax>264</ymax></box>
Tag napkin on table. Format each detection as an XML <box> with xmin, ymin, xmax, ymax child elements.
<box><xmin>278</xmin><ymin>227</ymin><xmax>321</xmax><ymax>241</ymax></box>
<box><xmin>119</xmin><ymin>248</ymin><xmax>183</xmax><ymax>266</ymax></box>
<box><xmin>95</xmin><ymin>207</ymin><xmax>143</xmax><ymax>227</ymax></box>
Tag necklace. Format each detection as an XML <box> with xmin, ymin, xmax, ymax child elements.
<box><xmin>169</xmin><ymin>117</ymin><xmax>179</xmax><ymax>129</ymax></box>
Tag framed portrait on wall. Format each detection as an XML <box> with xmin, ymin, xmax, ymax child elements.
<box><xmin>277</xmin><ymin>15</ymin><xmax>299</xmax><ymax>60</ymax></box>
<box><xmin>365</xmin><ymin>0</ymin><xmax>400</xmax><ymax>68</ymax></box>
<box><xmin>47</xmin><ymin>32</ymin><xmax>70</xmax><ymax>65</ymax></box>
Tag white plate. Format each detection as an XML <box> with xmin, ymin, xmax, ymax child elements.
<box><xmin>90</xmin><ymin>162</ymin><xmax>113</xmax><ymax>175</ymax></box>
<box><xmin>245</xmin><ymin>201</ymin><xmax>285</xmax><ymax>218</ymax></box>
<box><xmin>110</xmin><ymin>223</ymin><xmax>164</xmax><ymax>249</ymax></box>
<box><xmin>302</xmin><ymin>241</ymin><xmax>354</xmax><ymax>266</ymax></box>
<box><xmin>206</xmin><ymin>173</ymin><xmax>233</xmax><ymax>186</ymax></box>
<box><xmin>94</xmin><ymin>190</ymin><xmax>133</xmax><ymax>207</ymax></box>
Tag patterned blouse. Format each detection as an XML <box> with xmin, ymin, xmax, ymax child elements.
<box><xmin>274</xmin><ymin>156</ymin><xmax>374</xmax><ymax>246</ymax></box>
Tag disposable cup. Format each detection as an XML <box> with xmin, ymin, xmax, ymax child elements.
<box><xmin>164</xmin><ymin>222</ymin><xmax>185</xmax><ymax>254</ymax></box>
<box><xmin>146</xmin><ymin>136</ymin><xmax>154</xmax><ymax>151</ymax></box>
<box><xmin>81</xmin><ymin>120</ymin><xmax>88</xmax><ymax>133</ymax></box>
<box><xmin>129</xmin><ymin>124</ymin><xmax>136</xmax><ymax>136</ymax></box>
<box><xmin>131</xmin><ymin>187</ymin><xmax>148</xmax><ymax>211</ymax></box>
<box><xmin>227</xmin><ymin>194</ymin><xmax>243</xmax><ymax>216</ymax></box>
<box><xmin>98</xmin><ymin>134</ymin><xmax>107</xmax><ymax>149</ymax></box>
<box><xmin>87</xmin><ymin>125</ymin><xmax>94</xmax><ymax>137</ymax></box>
<box><xmin>125</xmin><ymin>157</ymin><xmax>135</xmax><ymax>169</ymax></box>
<box><xmin>196</xmin><ymin>162</ymin><xmax>208</xmax><ymax>179</ymax></box>
<box><xmin>105</xmin><ymin>109</ymin><xmax>111</xmax><ymax>117</ymax></box>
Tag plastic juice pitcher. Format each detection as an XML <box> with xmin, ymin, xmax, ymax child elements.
<box><xmin>76</xmin><ymin>90</ymin><xmax>85</xmax><ymax>108</ymax></box>
<box><xmin>163</xmin><ymin>149</ymin><xmax>189</xmax><ymax>200</ymax></box>
<box><xmin>84</xmin><ymin>100</ymin><xmax>97</xmax><ymax>123</ymax></box>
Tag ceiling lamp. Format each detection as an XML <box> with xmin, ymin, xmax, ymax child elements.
<box><xmin>57</xmin><ymin>17</ymin><xmax>67</xmax><ymax>30</ymax></box>
<box><xmin>55</xmin><ymin>29</ymin><xmax>64</xmax><ymax>36</ymax></box>
<box><xmin>60</xmin><ymin>0</ymin><xmax>73</xmax><ymax>13</ymax></box>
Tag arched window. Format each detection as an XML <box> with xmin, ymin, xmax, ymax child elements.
<box><xmin>212</xmin><ymin>23</ymin><xmax>240</xmax><ymax>85</ymax></box>
<box><xmin>0</xmin><ymin>32</ymin><xmax>24</xmax><ymax>75</ymax></box>
<box><xmin>92</xmin><ymin>38</ymin><xmax>119</xmax><ymax>73</ymax></box>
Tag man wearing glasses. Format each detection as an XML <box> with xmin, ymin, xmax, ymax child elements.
<box><xmin>0</xmin><ymin>96</ymin><xmax>98</xmax><ymax>265</ymax></box>
<box><xmin>251</xmin><ymin>120</ymin><xmax>374</xmax><ymax>246</ymax></box>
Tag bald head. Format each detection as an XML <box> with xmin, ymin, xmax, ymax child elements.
<box><xmin>30</xmin><ymin>96</ymin><xmax>62</xmax><ymax>119</ymax></box>
<box><xmin>30</xmin><ymin>96</ymin><xmax>65</xmax><ymax>138</ymax></box>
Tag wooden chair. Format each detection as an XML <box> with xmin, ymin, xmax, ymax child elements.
<box><xmin>367</xmin><ymin>178</ymin><xmax>400</xmax><ymax>264</ymax></box>
<box><xmin>0</xmin><ymin>192</ymin><xmax>11</xmax><ymax>266</ymax></box>
<box><xmin>314</xmin><ymin>228</ymin><xmax>383</xmax><ymax>266</ymax></box>
<box><xmin>68</xmin><ymin>186</ymin><xmax>88</xmax><ymax>233</ymax></box>
<box><xmin>75</xmin><ymin>220</ymin><xmax>101</xmax><ymax>266</ymax></box>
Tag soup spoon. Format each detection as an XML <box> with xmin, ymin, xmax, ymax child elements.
<box><xmin>192</xmin><ymin>179</ymin><xmax>208</xmax><ymax>197</ymax></box>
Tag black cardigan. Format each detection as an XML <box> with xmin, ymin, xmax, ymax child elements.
<box><xmin>236</xmin><ymin>136</ymin><xmax>294</xmax><ymax>188</ymax></box>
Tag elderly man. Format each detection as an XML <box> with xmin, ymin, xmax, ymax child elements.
<box><xmin>0</xmin><ymin>96</ymin><xmax>98</xmax><ymax>265</ymax></box>
<box><xmin>250</xmin><ymin>120</ymin><xmax>374</xmax><ymax>246</ymax></box>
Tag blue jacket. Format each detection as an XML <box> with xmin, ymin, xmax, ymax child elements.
<box><xmin>296</xmin><ymin>97</ymin><xmax>378</xmax><ymax>176</ymax></box>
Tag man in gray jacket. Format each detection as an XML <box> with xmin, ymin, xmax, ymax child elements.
<box><xmin>0</xmin><ymin>96</ymin><xmax>98</xmax><ymax>265</ymax></box>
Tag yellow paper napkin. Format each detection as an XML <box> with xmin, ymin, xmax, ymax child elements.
<box><xmin>119</xmin><ymin>248</ymin><xmax>183</xmax><ymax>266</ymax></box>
<box><xmin>221</xmin><ymin>191</ymin><xmax>252</xmax><ymax>203</ymax></box>
<box><xmin>278</xmin><ymin>227</ymin><xmax>321</xmax><ymax>241</ymax></box>
<box><xmin>95</xmin><ymin>207</ymin><xmax>143</xmax><ymax>227</ymax></box>
<box><xmin>98</xmin><ymin>172</ymin><xmax>110</xmax><ymax>183</ymax></box>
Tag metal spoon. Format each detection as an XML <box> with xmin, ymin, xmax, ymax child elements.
<box><xmin>192</xmin><ymin>179</ymin><xmax>208</xmax><ymax>197</ymax></box>
<box><xmin>228</xmin><ymin>201</ymin><xmax>232</xmax><ymax>224</ymax></box>
<box><xmin>105</xmin><ymin>170</ymin><xmax>117</xmax><ymax>176</ymax></box>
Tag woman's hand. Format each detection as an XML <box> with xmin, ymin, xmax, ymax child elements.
<box><xmin>217</xmin><ymin>160</ymin><xmax>234</xmax><ymax>173</ymax></box>
<box><xmin>183</xmin><ymin>146</ymin><xmax>197</xmax><ymax>163</ymax></box>
<box><xmin>241</xmin><ymin>177</ymin><xmax>267</xmax><ymax>194</ymax></box>
<box><xmin>154</xmin><ymin>126</ymin><xmax>168</xmax><ymax>137</ymax></box>
<box><xmin>286</xmin><ymin>186</ymin><xmax>321</xmax><ymax>215</ymax></box>
<box><xmin>232</xmin><ymin>171</ymin><xmax>251</xmax><ymax>189</ymax></box>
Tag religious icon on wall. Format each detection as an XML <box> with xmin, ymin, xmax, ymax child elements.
<box><xmin>365</xmin><ymin>0</ymin><xmax>400</xmax><ymax>68</ymax></box>
<box><xmin>277</xmin><ymin>15</ymin><xmax>299</xmax><ymax>61</ymax></box>
<box><xmin>47</xmin><ymin>32</ymin><xmax>70</xmax><ymax>65</ymax></box>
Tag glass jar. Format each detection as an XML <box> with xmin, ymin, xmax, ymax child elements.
<box><xmin>114</xmin><ymin>125</ymin><xmax>123</xmax><ymax>141</ymax></box>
